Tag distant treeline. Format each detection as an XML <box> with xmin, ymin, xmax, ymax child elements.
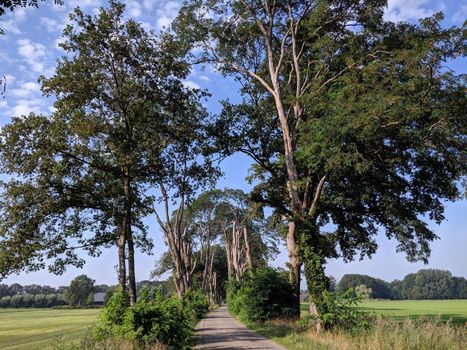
<box><xmin>0</xmin><ymin>282</ymin><xmax>112</xmax><ymax>308</ymax></box>
<box><xmin>0</xmin><ymin>279</ymin><xmax>175</xmax><ymax>308</ymax></box>
<box><xmin>337</xmin><ymin>269</ymin><xmax>467</xmax><ymax>300</ymax></box>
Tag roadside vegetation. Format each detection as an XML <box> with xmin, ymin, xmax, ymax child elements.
<box><xmin>241</xmin><ymin>299</ymin><xmax>467</xmax><ymax>350</ymax></box>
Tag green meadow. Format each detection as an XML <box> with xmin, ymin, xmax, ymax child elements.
<box><xmin>300</xmin><ymin>299</ymin><xmax>467</xmax><ymax>324</ymax></box>
<box><xmin>249</xmin><ymin>300</ymin><xmax>467</xmax><ymax>350</ymax></box>
<box><xmin>356</xmin><ymin>299</ymin><xmax>467</xmax><ymax>324</ymax></box>
<box><xmin>0</xmin><ymin>308</ymin><xmax>100</xmax><ymax>350</ymax></box>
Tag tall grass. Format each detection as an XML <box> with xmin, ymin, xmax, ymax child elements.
<box><xmin>251</xmin><ymin>316</ymin><xmax>466</xmax><ymax>350</ymax></box>
<box><xmin>308</xmin><ymin>316</ymin><xmax>465</xmax><ymax>350</ymax></box>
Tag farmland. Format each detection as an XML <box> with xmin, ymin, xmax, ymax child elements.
<box><xmin>356</xmin><ymin>299</ymin><xmax>467</xmax><ymax>324</ymax></box>
<box><xmin>249</xmin><ymin>300</ymin><xmax>467</xmax><ymax>350</ymax></box>
<box><xmin>0</xmin><ymin>308</ymin><xmax>100</xmax><ymax>350</ymax></box>
<box><xmin>300</xmin><ymin>299</ymin><xmax>467</xmax><ymax>324</ymax></box>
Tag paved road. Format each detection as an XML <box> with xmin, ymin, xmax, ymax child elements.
<box><xmin>195</xmin><ymin>306</ymin><xmax>287</xmax><ymax>349</ymax></box>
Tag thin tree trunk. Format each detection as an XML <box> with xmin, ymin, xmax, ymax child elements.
<box><xmin>224</xmin><ymin>228</ymin><xmax>233</xmax><ymax>279</ymax></box>
<box><xmin>123</xmin><ymin>176</ymin><xmax>136</xmax><ymax>305</ymax></box>
<box><xmin>243</xmin><ymin>226</ymin><xmax>253</xmax><ymax>273</ymax></box>
<box><xmin>117</xmin><ymin>229</ymin><xmax>126</xmax><ymax>292</ymax></box>
<box><xmin>287</xmin><ymin>221</ymin><xmax>301</xmax><ymax>318</ymax></box>
<box><xmin>127</xmin><ymin>235</ymin><xmax>136</xmax><ymax>305</ymax></box>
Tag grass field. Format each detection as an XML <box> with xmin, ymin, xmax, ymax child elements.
<box><xmin>300</xmin><ymin>299</ymin><xmax>467</xmax><ymax>324</ymax></box>
<box><xmin>0</xmin><ymin>308</ymin><xmax>100</xmax><ymax>350</ymax></box>
<box><xmin>356</xmin><ymin>299</ymin><xmax>467</xmax><ymax>324</ymax></box>
<box><xmin>250</xmin><ymin>300</ymin><xmax>467</xmax><ymax>350</ymax></box>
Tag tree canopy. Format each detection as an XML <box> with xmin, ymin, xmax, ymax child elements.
<box><xmin>175</xmin><ymin>0</ymin><xmax>466</xmax><ymax>319</ymax></box>
<box><xmin>63</xmin><ymin>274</ymin><xmax>94</xmax><ymax>307</ymax></box>
<box><xmin>0</xmin><ymin>1</ymin><xmax>215</xmax><ymax>304</ymax></box>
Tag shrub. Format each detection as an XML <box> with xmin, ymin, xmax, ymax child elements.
<box><xmin>182</xmin><ymin>289</ymin><xmax>209</xmax><ymax>320</ymax></box>
<box><xmin>227</xmin><ymin>268</ymin><xmax>296</xmax><ymax>323</ymax></box>
<box><xmin>316</xmin><ymin>289</ymin><xmax>371</xmax><ymax>332</ymax></box>
<box><xmin>95</xmin><ymin>287</ymin><xmax>196</xmax><ymax>349</ymax></box>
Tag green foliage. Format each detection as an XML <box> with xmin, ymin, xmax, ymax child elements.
<box><xmin>176</xmin><ymin>0</ymin><xmax>467</xmax><ymax>318</ymax></box>
<box><xmin>227</xmin><ymin>268</ymin><xmax>296</xmax><ymax>323</ymax></box>
<box><xmin>96</xmin><ymin>287</ymin><xmax>203</xmax><ymax>349</ymax></box>
<box><xmin>182</xmin><ymin>289</ymin><xmax>209</xmax><ymax>320</ymax></box>
<box><xmin>313</xmin><ymin>290</ymin><xmax>371</xmax><ymax>332</ymax></box>
<box><xmin>354</xmin><ymin>285</ymin><xmax>372</xmax><ymax>300</ymax></box>
<box><xmin>63</xmin><ymin>275</ymin><xmax>95</xmax><ymax>307</ymax></box>
<box><xmin>337</xmin><ymin>274</ymin><xmax>392</xmax><ymax>299</ymax></box>
<box><xmin>0</xmin><ymin>0</ymin><xmax>215</xmax><ymax>284</ymax></box>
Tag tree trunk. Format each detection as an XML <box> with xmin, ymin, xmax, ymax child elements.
<box><xmin>127</xmin><ymin>235</ymin><xmax>136</xmax><ymax>305</ymax></box>
<box><xmin>303</xmin><ymin>248</ymin><xmax>329</xmax><ymax>332</ymax></box>
<box><xmin>287</xmin><ymin>221</ymin><xmax>301</xmax><ymax>318</ymax></box>
<box><xmin>243</xmin><ymin>226</ymin><xmax>253</xmax><ymax>274</ymax></box>
<box><xmin>224</xmin><ymin>228</ymin><xmax>233</xmax><ymax>279</ymax></box>
<box><xmin>123</xmin><ymin>176</ymin><xmax>136</xmax><ymax>305</ymax></box>
<box><xmin>117</xmin><ymin>229</ymin><xmax>126</xmax><ymax>292</ymax></box>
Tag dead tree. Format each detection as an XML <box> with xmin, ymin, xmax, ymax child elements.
<box><xmin>154</xmin><ymin>184</ymin><xmax>196</xmax><ymax>297</ymax></box>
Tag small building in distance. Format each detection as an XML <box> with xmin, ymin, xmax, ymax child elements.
<box><xmin>93</xmin><ymin>292</ymin><xmax>106</xmax><ymax>306</ymax></box>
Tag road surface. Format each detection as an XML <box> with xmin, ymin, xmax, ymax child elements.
<box><xmin>195</xmin><ymin>306</ymin><xmax>287</xmax><ymax>349</ymax></box>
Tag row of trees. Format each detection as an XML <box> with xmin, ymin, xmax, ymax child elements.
<box><xmin>0</xmin><ymin>0</ymin><xmax>465</xmax><ymax>328</ymax></box>
<box><xmin>0</xmin><ymin>293</ymin><xmax>64</xmax><ymax>308</ymax></box>
<box><xmin>152</xmin><ymin>188</ymin><xmax>278</xmax><ymax>304</ymax></box>
<box><xmin>0</xmin><ymin>283</ymin><xmax>63</xmax><ymax>297</ymax></box>
<box><xmin>337</xmin><ymin>269</ymin><xmax>467</xmax><ymax>300</ymax></box>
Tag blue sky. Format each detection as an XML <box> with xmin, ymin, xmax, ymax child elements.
<box><xmin>0</xmin><ymin>0</ymin><xmax>466</xmax><ymax>287</ymax></box>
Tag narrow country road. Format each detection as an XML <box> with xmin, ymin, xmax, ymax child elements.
<box><xmin>194</xmin><ymin>306</ymin><xmax>287</xmax><ymax>349</ymax></box>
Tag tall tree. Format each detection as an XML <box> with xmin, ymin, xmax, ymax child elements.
<box><xmin>175</xmin><ymin>0</ymin><xmax>466</xmax><ymax>321</ymax></box>
<box><xmin>0</xmin><ymin>1</ymin><xmax>210</xmax><ymax>305</ymax></box>
<box><xmin>63</xmin><ymin>274</ymin><xmax>95</xmax><ymax>307</ymax></box>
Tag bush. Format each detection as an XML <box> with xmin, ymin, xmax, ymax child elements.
<box><xmin>95</xmin><ymin>287</ymin><xmax>197</xmax><ymax>349</ymax></box>
<box><xmin>182</xmin><ymin>289</ymin><xmax>209</xmax><ymax>320</ymax></box>
<box><xmin>227</xmin><ymin>268</ymin><xmax>296</xmax><ymax>323</ymax></box>
<box><xmin>317</xmin><ymin>289</ymin><xmax>371</xmax><ymax>332</ymax></box>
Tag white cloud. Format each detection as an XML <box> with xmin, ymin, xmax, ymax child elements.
<box><xmin>125</xmin><ymin>0</ymin><xmax>143</xmax><ymax>18</ymax></box>
<box><xmin>0</xmin><ymin>19</ymin><xmax>22</xmax><ymax>34</ymax></box>
<box><xmin>40</xmin><ymin>17</ymin><xmax>62</xmax><ymax>32</ymax></box>
<box><xmin>13</xmin><ymin>8</ymin><xmax>27</xmax><ymax>22</ymax></box>
<box><xmin>17</xmin><ymin>39</ymin><xmax>47</xmax><ymax>73</ymax></box>
<box><xmin>4</xmin><ymin>75</ymin><xmax>16</xmax><ymax>84</ymax></box>
<box><xmin>183</xmin><ymin>80</ymin><xmax>201</xmax><ymax>89</ymax></box>
<box><xmin>156</xmin><ymin>15</ymin><xmax>172</xmax><ymax>29</ymax></box>
<box><xmin>11</xmin><ymin>98</ymin><xmax>44</xmax><ymax>116</ymax></box>
<box><xmin>143</xmin><ymin>0</ymin><xmax>156</xmax><ymax>11</ymax></box>
<box><xmin>155</xmin><ymin>1</ymin><xmax>180</xmax><ymax>29</ymax></box>
<box><xmin>199</xmin><ymin>75</ymin><xmax>212</xmax><ymax>82</ymax></box>
<box><xmin>452</xmin><ymin>4</ymin><xmax>467</xmax><ymax>24</ymax></box>
<box><xmin>10</xmin><ymin>81</ymin><xmax>41</xmax><ymax>98</ymax></box>
<box><xmin>385</xmin><ymin>0</ymin><xmax>443</xmax><ymax>22</ymax></box>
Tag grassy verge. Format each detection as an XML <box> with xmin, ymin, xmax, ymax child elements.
<box><xmin>248</xmin><ymin>316</ymin><xmax>466</xmax><ymax>350</ymax></box>
<box><xmin>0</xmin><ymin>308</ymin><xmax>100</xmax><ymax>350</ymax></box>
<box><xmin>244</xmin><ymin>300</ymin><xmax>467</xmax><ymax>350</ymax></box>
